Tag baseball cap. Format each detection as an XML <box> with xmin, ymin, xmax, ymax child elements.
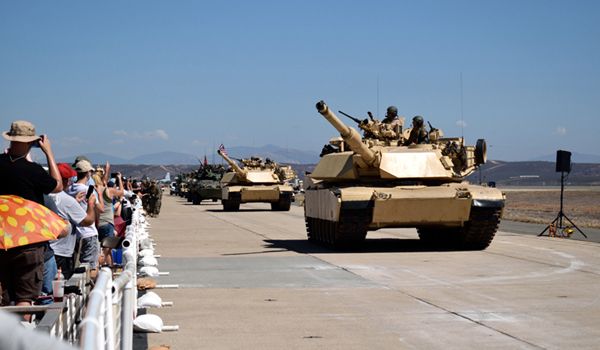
<box><xmin>74</xmin><ymin>159</ymin><xmax>93</xmax><ymax>173</ymax></box>
<box><xmin>57</xmin><ymin>162</ymin><xmax>77</xmax><ymax>179</ymax></box>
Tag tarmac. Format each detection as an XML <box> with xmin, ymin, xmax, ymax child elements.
<box><xmin>136</xmin><ymin>195</ymin><xmax>600</xmax><ymax>349</ymax></box>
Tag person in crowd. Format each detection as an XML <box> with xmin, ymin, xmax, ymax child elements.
<box><xmin>67</xmin><ymin>159</ymin><xmax>102</xmax><ymax>273</ymax></box>
<box><xmin>0</xmin><ymin>120</ymin><xmax>62</xmax><ymax>316</ymax></box>
<box><xmin>95</xmin><ymin>170</ymin><xmax>124</xmax><ymax>267</ymax></box>
<box><xmin>45</xmin><ymin>163</ymin><xmax>97</xmax><ymax>280</ymax></box>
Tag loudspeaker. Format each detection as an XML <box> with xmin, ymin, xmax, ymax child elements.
<box><xmin>556</xmin><ymin>150</ymin><xmax>571</xmax><ymax>173</ymax></box>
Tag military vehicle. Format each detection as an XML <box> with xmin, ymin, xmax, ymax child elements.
<box><xmin>217</xmin><ymin>150</ymin><xmax>295</xmax><ymax>211</ymax></box>
<box><xmin>188</xmin><ymin>164</ymin><xmax>226</xmax><ymax>205</ymax></box>
<box><xmin>304</xmin><ymin>100</ymin><xmax>505</xmax><ymax>250</ymax></box>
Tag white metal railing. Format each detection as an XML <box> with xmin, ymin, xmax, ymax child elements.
<box><xmin>80</xmin><ymin>207</ymin><xmax>143</xmax><ymax>350</ymax></box>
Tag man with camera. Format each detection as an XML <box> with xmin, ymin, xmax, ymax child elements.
<box><xmin>0</xmin><ymin>120</ymin><xmax>62</xmax><ymax>314</ymax></box>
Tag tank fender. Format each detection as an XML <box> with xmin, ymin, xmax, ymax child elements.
<box><xmin>472</xmin><ymin>199</ymin><xmax>505</xmax><ymax>208</ymax></box>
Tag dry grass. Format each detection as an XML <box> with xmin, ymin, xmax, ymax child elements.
<box><xmin>503</xmin><ymin>190</ymin><xmax>600</xmax><ymax>228</ymax></box>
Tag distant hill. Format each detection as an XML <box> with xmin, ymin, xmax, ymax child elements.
<box><xmin>57</xmin><ymin>145</ymin><xmax>319</xmax><ymax>166</ymax></box>
<box><xmin>529</xmin><ymin>152</ymin><xmax>600</xmax><ymax>163</ymax></box>
<box><xmin>468</xmin><ymin>160</ymin><xmax>600</xmax><ymax>186</ymax></box>
<box><xmin>225</xmin><ymin>144</ymin><xmax>319</xmax><ymax>164</ymax></box>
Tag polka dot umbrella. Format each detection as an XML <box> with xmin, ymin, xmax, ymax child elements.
<box><xmin>0</xmin><ymin>195</ymin><xmax>68</xmax><ymax>250</ymax></box>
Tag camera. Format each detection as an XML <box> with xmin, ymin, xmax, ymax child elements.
<box><xmin>31</xmin><ymin>136</ymin><xmax>43</xmax><ymax>148</ymax></box>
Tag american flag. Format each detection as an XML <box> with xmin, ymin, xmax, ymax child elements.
<box><xmin>218</xmin><ymin>144</ymin><xmax>227</xmax><ymax>156</ymax></box>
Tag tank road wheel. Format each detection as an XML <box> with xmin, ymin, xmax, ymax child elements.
<box><xmin>417</xmin><ymin>207</ymin><xmax>501</xmax><ymax>250</ymax></box>
<box><xmin>222</xmin><ymin>193</ymin><xmax>241</xmax><ymax>212</ymax></box>
<box><xmin>305</xmin><ymin>203</ymin><xmax>371</xmax><ymax>249</ymax></box>
<box><xmin>271</xmin><ymin>193</ymin><xmax>292</xmax><ymax>211</ymax></box>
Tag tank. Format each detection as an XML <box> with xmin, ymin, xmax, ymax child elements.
<box><xmin>188</xmin><ymin>164</ymin><xmax>226</xmax><ymax>205</ymax></box>
<box><xmin>217</xmin><ymin>149</ymin><xmax>295</xmax><ymax>211</ymax></box>
<box><xmin>304</xmin><ymin>100</ymin><xmax>505</xmax><ymax>250</ymax></box>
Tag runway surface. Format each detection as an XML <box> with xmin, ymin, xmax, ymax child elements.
<box><xmin>139</xmin><ymin>195</ymin><xmax>600</xmax><ymax>349</ymax></box>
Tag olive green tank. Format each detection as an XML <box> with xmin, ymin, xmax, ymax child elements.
<box><xmin>188</xmin><ymin>164</ymin><xmax>226</xmax><ymax>205</ymax></box>
<box><xmin>217</xmin><ymin>150</ymin><xmax>295</xmax><ymax>211</ymax></box>
<box><xmin>304</xmin><ymin>100</ymin><xmax>505</xmax><ymax>250</ymax></box>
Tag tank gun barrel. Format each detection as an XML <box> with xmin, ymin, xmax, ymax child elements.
<box><xmin>217</xmin><ymin>149</ymin><xmax>247</xmax><ymax>177</ymax></box>
<box><xmin>316</xmin><ymin>100</ymin><xmax>379</xmax><ymax>166</ymax></box>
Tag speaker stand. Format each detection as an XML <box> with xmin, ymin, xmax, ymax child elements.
<box><xmin>539</xmin><ymin>171</ymin><xmax>587</xmax><ymax>238</ymax></box>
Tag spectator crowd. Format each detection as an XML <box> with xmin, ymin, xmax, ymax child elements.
<box><xmin>0</xmin><ymin>120</ymin><xmax>154</xmax><ymax>321</ymax></box>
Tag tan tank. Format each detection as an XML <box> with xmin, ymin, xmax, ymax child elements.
<box><xmin>217</xmin><ymin>149</ymin><xmax>295</xmax><ymax>211</ymax></box>
<box><xmin>304</xmin><ymin>100</ymin><xmax>505</xmax><ymax>250</ymax></box>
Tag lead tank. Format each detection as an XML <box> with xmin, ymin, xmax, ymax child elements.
<box><xmin>304</xmin><ymin>100</ymin><xmax>505</xmax><ymax>250</ymax></box>
<box><xmin>217</xmin><ymin>150</ymin><xmax>295</xmax><ymax>211</ymax></box>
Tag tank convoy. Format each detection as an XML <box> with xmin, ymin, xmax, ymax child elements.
<box><xmin>187</xmin><ymin>164</ymin><xmax>226</xmax><ymax>205</ymax></box>
<box><xmin>304</xmin><ymin>100</ymin><xmax>505</xmax><ymax>250</ymax></box>
<box><xmin>217</xmin><ymin>150</ymin><xmax>296</xmax><ymax>211</ymax></box>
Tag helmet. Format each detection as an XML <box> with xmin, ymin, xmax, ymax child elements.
<box><xmin>386</xmin><ymin>106</ymin><xmax>398</xmax><ymax>116</ymax></box>
<box><xmin>412</xmin><ymin>115</ymin><xmax>424</xmax><ymax>126</ymax></box>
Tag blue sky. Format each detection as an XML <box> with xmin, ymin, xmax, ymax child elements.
<box><xmin>1</xmin><ymin>0</ymin><xmax>599</xmax><ymax>161</ymax></box>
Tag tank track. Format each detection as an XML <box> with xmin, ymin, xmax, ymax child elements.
<box><xmin>222</xmin><ymin>192</ymin><xmax>241</xmax><ymax>211</ymax></box>
<box><xmin>305</xmin><ymin>205</ymin><xmax>371</xmax><ymax>249</ymax></box>
<box><xmin>271</xmin><ymin>192</ymin><xmax>292</xmax><ymax>211</ymax></box>
<box><xmin>418</xmin><ymin>206</ymin><xmax>502</xmax><ymax>250</ymax></box>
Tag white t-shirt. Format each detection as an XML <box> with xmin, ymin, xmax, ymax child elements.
<box><xmin>45</xmin><ymin>192</ymin><xmax>87</xmax><ymax>257</ymax></box>
<box><xmin>67</xmin><ymin>183</ymin><xmax>98</xmax><ymax>239</ymax></box>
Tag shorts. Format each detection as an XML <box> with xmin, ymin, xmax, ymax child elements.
<box><xmin>0</xmin><ymin>244</ymin><xmax>45</xmax><ymax>305</ymax></box>
<box><xmin>79</xmin><ymin>236</ymin><xmax>100</xmax><ymax>269</ymax></box>
<box><xmin>98</xmin><ymin>223</ymin><xmax>115</xmax><ymax>243</ymax></box>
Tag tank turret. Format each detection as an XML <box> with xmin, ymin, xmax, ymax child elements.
<box><xmin>312</xmin><ymin>101</ymin><xmax>487</xmax><ymax>182</ymax></box>
<box><xmin>304</xmin><ymin>100</ymin><xmax>505</xmax><ymax>251</ymax></box>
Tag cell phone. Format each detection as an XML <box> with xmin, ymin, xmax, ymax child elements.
<box><xmin>85</xmin><ymin>185</ymin><xmax>94</xmax><ymax>199</ymax></box>
<box><xmin>110</xmin><ymin>173</ymin><xmax>119</xmax><ymax>178</ymax></box>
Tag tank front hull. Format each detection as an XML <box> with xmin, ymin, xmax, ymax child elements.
<box><xmin>304</xmin><ymin>183</ymin><xmax>504</xmax><ymax>249</ymax></box>
<box><xmin>223</xmin><ymin>185</ymin><xmax>293</xmax><ymax>203</ymax></box>
<box><xmin>199</xmin><ymin>187</ymin><xmax>222</xmax><ymax>200</ymax></box>
<box><xmin>221</xmin><ymin>184</ymin><xmax>294</xmax><ymax>212</ymax></box>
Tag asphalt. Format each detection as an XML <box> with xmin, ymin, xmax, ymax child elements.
<box><xmin>135</xmin><ymin>195</ymin><xmax>600</xmax><ymax>350</ymax></box>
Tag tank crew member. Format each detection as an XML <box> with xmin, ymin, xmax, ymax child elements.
<box><xmin>382</xmin><ymin>106</ymin><xmax>402</xmax><ymax>137</ymax></box>
<box><xmin>404</xmin><ymin>115</ymin><xmax>429</xmax><ymax>145</ymax></box>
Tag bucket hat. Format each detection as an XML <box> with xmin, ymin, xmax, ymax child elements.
<box><xmin>2</xmin><ymin>120</ymin><xmax>40</xmax><ymax>143</ymax></box>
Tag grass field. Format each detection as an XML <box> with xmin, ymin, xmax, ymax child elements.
<box><xmin>502</xmin><ymin>188</ymin><xmax>600</xmax><ymax>229</ymax></box>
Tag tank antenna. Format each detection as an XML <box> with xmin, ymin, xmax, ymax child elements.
<box><xmin>460</xmin><ymin>72</ymin><xmax>464</xmax><ymax>143</ymax></box>
<box><xmin>376</xmin><ymin>74</ymin><xmax>380</xmax><ymax>117</ymax></box>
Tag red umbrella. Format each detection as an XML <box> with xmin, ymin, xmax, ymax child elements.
<box><xmin>0</xmin><ymin>195</ymin><xmax>67</xmax><ymax>250</ymax></box>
